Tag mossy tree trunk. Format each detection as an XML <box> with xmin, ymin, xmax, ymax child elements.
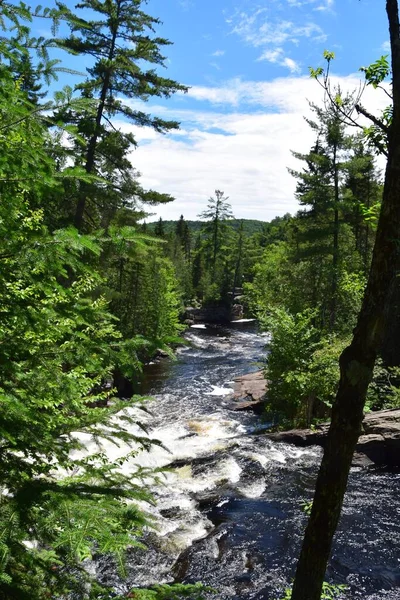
<box><xmin>291</xmin><ymin>2</ymin><xmax>400</xmax><ymax>598</ymax></box>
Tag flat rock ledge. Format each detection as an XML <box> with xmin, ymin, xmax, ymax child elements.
<box><xmin>229</xmin><ymin>371</ymin><xmax>268</xmax><ymax>412</ymax></box>
<box><xmin>266</xmin><ymin>409</ymin><xmax>400</xmax><ymax>467</ymax></box>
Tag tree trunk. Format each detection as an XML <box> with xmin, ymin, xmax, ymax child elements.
<box><xmin>291</xmin><ymin>2</ymin><xmax>400</xmax><ymax>598</ymax></box>
<box><xmin>380</xmin><ymin>275</ymin><xmax>400</xmax><ymax>367</ymax></box>
<box><xmin>74</xmin><ymin>2</ymin><xmax>120</xmax><ymax>231</ymax></box>
<box><xmin>232</xmin><ymin>222</ymin><xmax>244</xmax><ymax>299</ymax></box>
<box><xmin>73</xmin><ymin>71</ymin><xmax>111</xmax><ymax>231</ymax></box>
<box><xmin>329</xmin><ymin>142</ymin><xmax>339</xmax><ymax>330</ymax></box>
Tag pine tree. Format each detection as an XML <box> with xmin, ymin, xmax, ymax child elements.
<box><xmin>175</xmin><ymin>214</ymin><xmax>186</xmax><ymax>241</ymax></box>
<box><xmin>198</xmin><ymin>190</ymin><xmax>234</xmax><ymax>277</ymax></box>
<box><xmin>56</xmin><ymin>0</ymin><xmax>187</xmax><ymax>231</ymax></box>
<box><xmin>175</xmin><ymin>215</ymin><xmax>191</xmax><ymax>261</ymax></box>
<box><xmin>0</xmin><ymin>62</ymin><xmax>153</xmax><ymax>599</ymax></box>
<box><xmin>192</xmin><ymin>234</ymin><xmax>205</xmax><ymax>296</ymax></box>
<box><xmin>290</xmin><ymin>101</ymin><xmax>353</xmax><ymax>329</ymax></box>
<box><xmin>343</xmin><ymin>142</ymin><xmax>382</xmax><ymax>272</ymax></box>
<box><xmin>155</xmin><ymin>216</ymin><xmax>165</xmax><ymax>237</ymax></box>
<box><xmin>232</xmin><ymin>220</ymin><xmax>245</xmax><ymax>294</ymax></box>
<box><xmin>0</xmin><ymin>11</ymin><xmax>192</xmax><ymax>597</ymax></box>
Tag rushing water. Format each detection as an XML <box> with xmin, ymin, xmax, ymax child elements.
<box><xmin>96</xmin><ymin>323</ymin><xmax>400</xmax><ymax>600</ymax></box>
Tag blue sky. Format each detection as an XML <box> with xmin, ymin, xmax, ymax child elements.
<box><xmin>151</xmin><ymin>0</ymin><xmax>388</xmax><ymax>87</ymax></box>
<box><xmin>31</xmin><ymin>0</ymin><xmax>390</xmax><ymax>221</ymax></box>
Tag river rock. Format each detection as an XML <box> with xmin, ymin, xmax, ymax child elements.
<box><xmin>265</xmin><ymin>408</ymin><xmax>400</xmax><ymax>466</ymax></box>
<box><xmin>230</xmin><ymin>371</ymin><xmax>267</xmax><ymax>412</ymax></box>
<box><xmin>231</xmin><ymin>304</ymin><xmax>244</xmax><ymax>320</ymax></box>
<box><xmin>184</xmin><ymin>305</ymin><xmax>231</xmax><ymax>324</ymax></box>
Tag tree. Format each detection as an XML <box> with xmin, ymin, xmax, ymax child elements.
<box><xmin>56</xmin><ymin>0</ymin><xmax>187</xmax><ymax>231</ymax></box>
<box><xmin>290</xmin><ymin>3</ymin><xmax>400</xmax><ymax>598</ymax></box>
<box><xmin>154</xmin><ymin>216</ymin><xmax>165</xmax><ymax>237</ymax></box>
<box><xmin>198</xmin><ymin>190</ymin><xmax>234</xmax><ymax>276</ymax></box>
<box><xmin>0</xmin><ymin>8</ymin><xmax>195</xmax><ymax>598</ymax></box>
<box><xmin>0</xmin><ymin>62</ymin><xmax>156</xmax><ymax>599</ymax></box>
<box><xmin>192</xmin><ymin>233</ymin><xmax>206</xmax><ymax>296</ymax></box>
<box><xmin>343</xmin><ymin>142</ymin><xmax>382</xmax><ymax>273</ymax></box>
<box><xmin>175</xmin><ymin>214</ymin><xmax>191</xmax><ymax>261</ymax></box>
<box><xmin>290</xmin><ymin>100</ymin><xmax>353</xmax><ymax>329</ymax></box>
<box><xmin>231</xmin><ymin>219</ymin><xmax>245</xmax><ymax>294</ymax></box>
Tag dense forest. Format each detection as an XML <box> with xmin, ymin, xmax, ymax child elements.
<box><xmin>0</xmin><ymin>0</ymin><xmax>399</xmax><ymax>599</ymax></box>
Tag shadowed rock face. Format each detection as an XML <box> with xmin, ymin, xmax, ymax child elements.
<box><xmin>184</xmin><ymin>304</ymin><xmax>245</xmax><ymax>324</ymax></box>
<box><xmin>265</xmin><ymin>409</ymin><xmax>400</xmax><ymax>467</ymax></box>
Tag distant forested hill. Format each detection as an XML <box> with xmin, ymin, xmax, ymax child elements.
<box><xmin>146</xmin><ymin>217</ymin><xmax>290</xmax><ymax>237</ymax></box>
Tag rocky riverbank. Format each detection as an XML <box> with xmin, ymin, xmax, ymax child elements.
<box><xmin>227</xmin><ymin>369</ymin><xmax>400</xmax><ymax>467</ymax></box>
<box><xmin>266</xmin><ymin>408</ymin><xmax>400</xmax><ymax>467</ymax></box>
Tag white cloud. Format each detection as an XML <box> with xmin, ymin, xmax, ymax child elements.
<box><xmin>382</xmin><ymin>40</ymin><xmax>391</xmax><ymax>52</ymax></box>
<box><xmin>184</xmin><ymin>75</ymin><xmax>384</xmax><ymax>113</ymax></box>
<box><xmin>314</xmin><ymin>0</ymin><xmax>335</xmax><ymax>12</ymax></box>
<box><xmin>227</xmin><ymin>7</ymin><xmax>326</xmax><ymax>73</ymax></box>
<box><xmin>230</xmin><ymin>12</ymin><xmax>326</xmax><ymax>48</ymax></box>
<box><xmin>212</xmin><ymin>49</ymin><xmax>225</xmax><ymax>57</ymax></box>
<box><xmin>286</xmin><ymin>0</ymin><xmax>334</xmax><ymax>10</ymax></box>
<box><xmin>121</xmin><ymin>75</ymin><xmax>388</xmax><ymax>222</ymax></box>
<box><xmin>258</xmin><ymin>48</ymin><xmax>301</xmax><ymax>73</ymax></box>
<box><xmin>282</xmin><ymin>57</ymin><xmax>301</xmax><ymax>73</ymax></box>
<box><xmin>258</xmin><ymin>48</ymin><xmax>285</xmax><ymax>63</ymax></box>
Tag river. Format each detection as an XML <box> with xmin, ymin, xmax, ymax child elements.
<box><xmin>96</xmin><ymin>322</ymin><xmax>400</xmax><ymax>600</ymax></box>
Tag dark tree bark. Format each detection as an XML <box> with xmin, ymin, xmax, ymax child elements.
<box><xmin>329</xmin><ymin>139</ymin><xmax>340</xmax><ymax>330</ymax></box>
<box><xmin>291</xmin><ymin>2</ymin><xmax>400</xmax><ymax>599</ymax></box>
<box><xmin>381</xmin><ymin>276</ymin><xmax>400</xmax><ymax>367</ymax></box>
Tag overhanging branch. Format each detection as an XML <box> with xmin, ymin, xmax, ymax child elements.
<box><xmin>355</xmin><ymin>103</ymin><xmax>390</xmax><ymax>134</ymax></box>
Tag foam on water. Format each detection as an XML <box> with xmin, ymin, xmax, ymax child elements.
<box><xmin>237</xmin><ymin>480</ymin><xmax>266</xmax><ymax>498</ymax></box>
<box><xmin>205</xmin><ymin>385</ymin><xmax>233</xmax><ymax>396</ymax></box>
<box><xmin>231</xmin><ymin>318</ymin><xmax>256</xmax><ymax>323</ymax></box>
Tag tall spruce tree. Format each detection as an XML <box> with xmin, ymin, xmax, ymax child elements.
<box><xmin>0</xmin><ymin>58</ymin><xmax>153</xmax><ymax>600</ymax></box>
<box><xmin>175</xmin><ymin>215</ymin><xmax>191</xmax><ymax>261</ymax></box>
<box><xmin>155</xmin><ymin>216</ymin><xmax>165</xmax><ymax>237</ymax></box>
<box><xmin>290</xmin><ymin>100</ymin><xmax>352</xmax><ymax>329</ymax></box>
<box><xmin>343</xmin><ymin>142</ymin><xmax>382</xmax><ymax>272</ymax></box>
<box><xmin>198</xmin><ymin>190</ymin><xmax>234</xmax><ymax>277</ymax></box>
<box><xmin>0</xmin><ymin>6</ymin><xmax>199</xmax><ymax>597</ymax></box>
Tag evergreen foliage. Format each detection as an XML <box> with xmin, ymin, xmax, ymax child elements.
<box><xmin>1</xmin><ymin>1</ymin><xmax>398</xmax><ymax>598</ymax></box>
<box><xmin>54</xmin><ymin>0</ymin><xmax>187</xmax><ymax>231</ymax></box>
<box><xmin>0</xmin><ymin>64</ymin><xmax>152</xmax><ymax>598</ymax></box>
<box><xmin>245</xmin><ymin>103</ymin><xmax>386</xmax><ymax>425</ymax></box>
<box><xmin>0</xmin><ymin>4</ymin><xmax>195</xmax><ymax>598</ymax></box>
<box><xmin>147</xmin><ymin>218</ymin><xmax>271</xmax><ymax>237</ymax></box>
